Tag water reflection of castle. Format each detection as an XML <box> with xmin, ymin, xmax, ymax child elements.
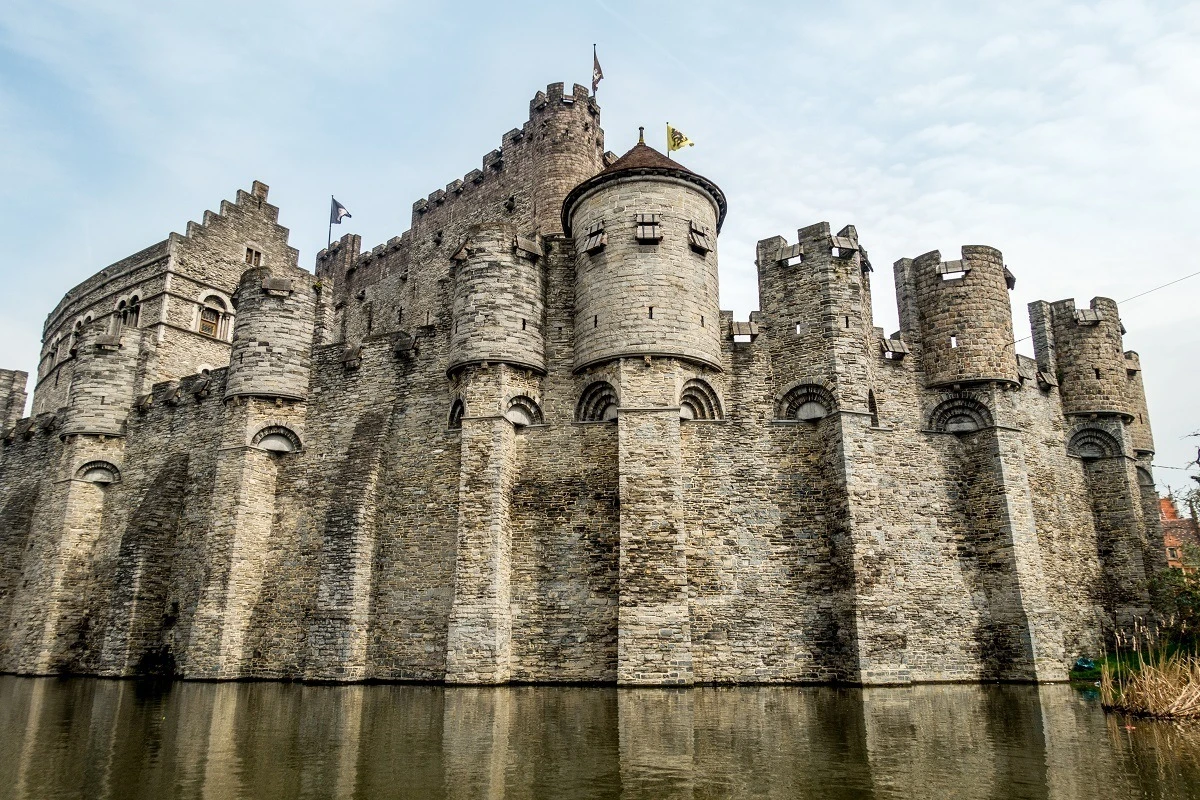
<box><xmin>4</xmin><ymin>679</ymin><xmax>1196</xmax><ymax>798</ymax></box>
<box><xmin>0</xmin><ymin>80</ymin><xmax>1164</xmax><ymax>685</ymax></box>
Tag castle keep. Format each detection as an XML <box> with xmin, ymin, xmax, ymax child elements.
<box><xmin>0</xmin><ymin>82</ymin><xmax>1164</xmax><ymax>685</ymax></box>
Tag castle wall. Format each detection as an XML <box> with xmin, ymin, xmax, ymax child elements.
<box><xmin>0</xmin><ymin>85</ymin><xmax>1165</xmax><ymax>687</ymax></box>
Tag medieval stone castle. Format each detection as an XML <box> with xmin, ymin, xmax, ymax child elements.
<box><xmin>0</xmin><ymin>81</ymin><xmax>1164</xmax><ymax>685</ymax></box>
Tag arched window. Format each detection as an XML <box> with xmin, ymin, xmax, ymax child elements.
<box><xmin>449</xmin><ymin>399</ymin><xmax>465</xmax><ymax>429</ymax></box>
<box><xmin>929</xmin><ymin>395</ymin><xmax>993</xmax><ymax>434</ymax></box>
<box><xmin>777</xmin><ymin>383</ymin><xmax>835</xmax><ymax>422</ymax></box>
<box><xmin>199</xmin><ymin>296</ymin><xmax>230</xmax><ymax>340</ymax></box>
<box><xmin>125</xmin><ymin>295</ymin><xmax>140</xmax><ymax>328</ymax></box>
<box><xmin>679</xmin><ymin>379</ymin><xmax>722</xmax><ymax>420</ymax></box>
<box><xmin>505</xmin><ymin>396</ymin><xmax>544</xmax><ymax>427</ymax></box>
<box><xmin>577</xmin><ymin>381</ymin><xmax>619</xmax><ymax>422</ymax></box>
<box><xmin>1068</xmin><ymin>428</ymin><xmax>1122</xmax><ymax>460</ymax></box>
<box><xmin>76</xmin><ymin>460</ymin><xmax>120</xmax><ymax>485</ymax></box>
<box><xmin>69</xmin><ymin>320</ymin><xmax>83</xmax><ymax>355</ymax></box>
<box><xmin>251</xmin><ymin>425</ymin><xmax>301</xmax><ymax>453</ymax></box>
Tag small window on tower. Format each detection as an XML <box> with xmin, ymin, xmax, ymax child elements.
<box><xmin>688</xmin><ymin>220</ymin><xmax>711</xmax><ymax>254</ymax></box>
<box><xmin>634</xmin><ymin>213</ymin><xmax>662</xmax><ymax>243</ymax></box>
<box><xmin>583</xmin><ymin>220</ymin><xmax>607</xmax><ymax>254</ymax></box>
<box><xmin>245</xmin><ymin>247</ymin><xmax>262</xmax><ymax>267</ymax></box>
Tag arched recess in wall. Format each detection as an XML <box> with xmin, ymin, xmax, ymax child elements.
<box><xmin>251</xmin><ymin>425</ymin><xmax>302</xmax><ymax>453</ymax></box>
<box><xmin>448</xmin><ymin>398</ymin><xmax>465</xmax><ymax>429</ymax></box>
<box><xmin>929</xmin><ymin>395</ymin><xmax>993</xmax><ymax>434</ymax></box>
<box><xmin>196</xmin><ymin>291</ymin><xmax>235</xmax><ymax>341</ymax></box>
<box><xmin>505</xmin><ymin>395</ymin><xmax>544</xmax><ymax>427</ymax></box>
<box><xmin>577</xmin><ymin>381</ymin><xmax>619</xmax><ymax>422</ymax></box>
<box><xmin>679</xmin><ymin>379</ymin><xmax>722</xmax><ymax>420</ymax></box>
<box><xmin>1136</xmin><ymin>466</ymin><xmax>1154</xmax><ymax>486</ymax></box>
<box><xmin>76</xmin><ymin>460</ymin><xmax>121</xmax><ymax>485</ymax></box>
<box><xmin>777</xmin><ymin>383</ymin><xmax>835</xmax><ymax>422</ymax></box>
<box><xmin>1068</xmin><ymin>427</ymin><xmax>1123</xmax><ymax>460</ymax></box>
<box><xmin>113</xmin><ymin>295</ymin><xmax>141</xmax><ymax>331</ymax></box>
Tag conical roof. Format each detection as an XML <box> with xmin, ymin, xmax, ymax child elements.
<box><xmin>562</xmin><ymin>136</ymin><xmax>726</xmax><ymax>235</ymax></box>
<box><xmin>599</xmin><ymin>141</ymin><xmax>694</xmax><ymax>176</ymax></box>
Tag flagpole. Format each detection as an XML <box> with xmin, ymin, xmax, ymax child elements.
<box><xmin>328</xmin><ymin>195</ymin><xmax>333</xmax><ymax>248</ymax></box>
<box><xmin>666</xmin><ymin>122</ymin><xmax>671</xmax><ymax>160</ymax></box>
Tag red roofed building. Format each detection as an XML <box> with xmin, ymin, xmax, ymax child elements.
<box><xmin>1161</xmin><ymin>496</ymin><xmax>1200</xmax><ymax>574</ymax></box>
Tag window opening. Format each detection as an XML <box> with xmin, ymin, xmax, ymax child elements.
<box><xmin>950</xmin><ymin>335</ymin><xmax>958</xmax><ymax>348</ymax></box>
<box><xmin>1095</xmin><ymin>368</ymin><xmax>1102</xmax><ymax>379</ymax></box>
<box><xmin>245</xmin><ymin>247</ymin><xmax>262</xmax><ymax>267</ymax></box>
<box><xmin>583</xmin><ymin>220</ymin><xmax>607</xmax><ymax>254</ymax></box>
<box><xmin>868</xmin><ymin>390</ymin><xmax>879</xmax><ymax>427</ymax></box>
<box><xmin>648</xmin><ymin>307</ymin><xmax>654</xmax><ymax>319</ymax></box>
<box><xmin>199</xmin><ymin>307</ymin><xmax>220</xmax><ymax>337</ymax></box>
<box><xmin>634</xmin><ymin>213</ymin><xmax>662</xmax><ymax>243</ymax></box>
<box><xmin>688</xmin><ymin>220</ymin><xmax>712</xmax><ymax>254</ymax></box>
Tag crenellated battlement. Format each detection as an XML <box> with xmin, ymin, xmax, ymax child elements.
<box><xmin>407</xmin><ymin>82</ymin><xmax>604</xmax><ymax>234</ymax></box>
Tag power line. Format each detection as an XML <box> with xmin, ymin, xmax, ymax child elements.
<box><xmin>1120</xmin><ymin>269</ymin><xmax>1200</xmax><ymax>304</ymax></box>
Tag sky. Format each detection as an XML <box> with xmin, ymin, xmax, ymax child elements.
<box><xmin>0</xmin><ymin>0</ymin><xmax>1197</xmax><ymax>493</ymax></box>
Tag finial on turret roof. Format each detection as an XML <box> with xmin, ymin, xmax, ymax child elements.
<box><xmin>638</xmin><ymin>126</ymin><xmax>644</xmax><ymax>144</ymax></box>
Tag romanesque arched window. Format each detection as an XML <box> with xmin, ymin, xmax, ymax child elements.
<box><xmin>76</xmin><ymin>460</ymin><xmax>120</xmax><ymax>485</ymax></box>
<box><xmin>777</xmin><ymin>383</ymin><xmax>835</xmax><ymax>422</ymax></box>
<box><xmin>679</xmin><ymin>379</ymin><xmax>722</xmax><ymax>420</ymax></box>
<box><xmin>1068</xmin><ymin>428</ymin><xmax>1122</xmax><ymax>460</ymax></box>
<box><xmin>252</xmin><ymin>425</ymin><xmax>301</xmax><ymax>453</ymax></box>
<box><xmin>197</xmin><ymin>295</ymin><xmax>233</xmax><ymax>340</ymax></box>
<box><xmin>505</xmin><ymin>396</ymin><xmax>543</xmax><ymax>427</ymax></box>
<box><xmin>449</xmin><ymin>399</ymin><xmax>465</xmax><ymax>429</ymax></box>
<box><xmin>577</xmin><ymin>381</ymin><xmax>618</xmax><ymax>422</ymax></box>
<box><xmin>929</xmin><ymin>395</ymin><xmax>993</xmax><ymax>434</ymax></box>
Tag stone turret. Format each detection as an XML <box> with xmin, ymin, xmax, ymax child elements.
<box><xmin>449</xmin><ymin>223</ymin><xmax>546</xmax><ymax>375</ymax></box>
<box><xmin>564</xmin><ymin>139</ymin><xmax>726</xmax><ymax>373</ymax></box>
<box><xmin>897</xmin><ymin>245</ymin><xmax>1018</xmax><ymax>387</ymax></box>
<box><xmin>0</xmin><ymin>369</ymin><xmax>27</xmax><ymax>429</ymax></box>
<box><xmin>529</xmin><ymin>82</ymin><xmax>607</xmax><ymax>234</ymax></box>
<box><xmin>1043</xmin><ymin>297</ymin><xmax>1133</xmax><ymax>419</ymax></box>
<box><xmin>224</xmin><ymin>266</ymin><xmax>317</xmax><ymax>402</ymax></box>
<box><xmin>60</xmin><ymin>323</ymin><xmax>140</xmax><ymax>438</ymax></box>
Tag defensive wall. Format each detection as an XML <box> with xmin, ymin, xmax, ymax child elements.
<box><xmin>0</xmin><ymin>80</ymin><xmax>1165</xmax><ymax>685</ymax></box>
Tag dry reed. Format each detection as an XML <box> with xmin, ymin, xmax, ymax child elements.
<box><xmin>1101</xmin><ymin>620</ymin><xmax>1200</xmax><ymax>719</ymax></box>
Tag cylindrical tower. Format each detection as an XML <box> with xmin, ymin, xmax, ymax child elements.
<box><xmin>1050</xmin><ymin>297</ymin><xmax>1132</xmax><ymax>418</ymax></box>
<box><xmin>912</xmin><ymin>245</ymin><xmax>1018</xmax><ymax>387</ymax></box>
<box><xmin>224</xmin><ymin>266</ymin><xmax>316</xmax><ymax>402</ymax></box>
<box><xmin>448</xmin><ymin>223</ymin><xmax>546</xmax><ymax>375</ymax></box>
<box><xmin>529</xmin><ymin>82</ymin><xmax>607</xmax><ymax>235</ymax></box>
<box><xmin>60</xmin><ymin>323</ymin><xmax>140</xmax><ymax>437</ymax></box>
<box><xmin>563</xmin><ymin>140</ymin><xmax>727</xmax><ymax>372</ymax></box>
<box><xmin>1124</xmin><ymin>351</ymin><xmax>1154</xmax><ymax>454</ymax></box>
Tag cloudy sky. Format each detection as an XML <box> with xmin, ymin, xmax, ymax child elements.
<box><xmin>1</xmin><ymin>0</ymin><xmax>1197</xmax><ymax>491</ymax></box>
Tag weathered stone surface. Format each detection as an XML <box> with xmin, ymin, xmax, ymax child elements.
<box><xmin>0</xmin><ymin>79</ymin><xmax>1164</xmax><ymax>685</ymax></box>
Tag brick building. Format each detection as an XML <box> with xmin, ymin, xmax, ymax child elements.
<box><xmin>0</xmin><ymin>80</ymin><xmax>1165</xmax><ymax>685</ymax></box>
<box><xmin>1161</xmin><ymin>496</ymin><xmax>1199</xmax><ymax>573</ymax></box>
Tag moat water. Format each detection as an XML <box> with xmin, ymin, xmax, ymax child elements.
<box><xmin>1</xmin><ymin>677</ymin><xmax>1198</xmax><ymax>799</ymax></box>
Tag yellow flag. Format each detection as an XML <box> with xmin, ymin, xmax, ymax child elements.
<box><xmin>666</xmin><ymin>123</ymin><xmax>694</xmax><ymax>152</ymax></box>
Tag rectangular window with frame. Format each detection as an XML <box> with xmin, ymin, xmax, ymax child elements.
<box><xmin>200</xmin><ymin>307</ymin><xmax>221</xmax><ymax>337</ymax></box>
<box><xmin>245</xmin><ymin>247</ymin><xmax>262</xmax><ymax>267</ymax></box>
<box><xmin>583</xmin><ymin>220</ymin><xmax>607</xmax><ymax>254</ymax></box>
<box><xmin>634</xmin><ymin>213</ymin><xmax>662</xmax><ymax>243</ymax></box>
<box><xmin>688</xmin><ymin>220</ymin><xmax>711</xmax><ymax>254</ymax></box>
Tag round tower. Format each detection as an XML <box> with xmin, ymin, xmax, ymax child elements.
<box><xmin>224</xmin><ymin>267</ymin><xmax>316</xmax><ymax>402</ymax></box>
<box><xmin>529</xmin><ymin>82</ymin><xmax>607</xmax><ymax>234</ymax></box>
<box><xmin>448</xmin><ymin>223</ymin><xmax>546</xmax><ymax>375</ymax></box>
<box><xmin>60</xmin><ymin>322</ymin><xmax>140</xmax><ymax>438</ymax></box>
<box><xmin>1049</xmin><ymin>297</ymin><xmax>1132</xmax><ymax>418</ymax></box>
<box><xmin>563</xmin><ymin>138</ymin><xmax>727</xmax><ymax>372</ymax></box>
<box><xmin>912</xmin><ymin>245</ymin><xmax>1018</xmax><ymax>387</ymax></box>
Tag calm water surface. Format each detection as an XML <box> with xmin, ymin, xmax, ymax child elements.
<box><xmin>1</xmin><ymin>677</ymin><xmax>1198</xmax><ymax>799</ymax></box>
